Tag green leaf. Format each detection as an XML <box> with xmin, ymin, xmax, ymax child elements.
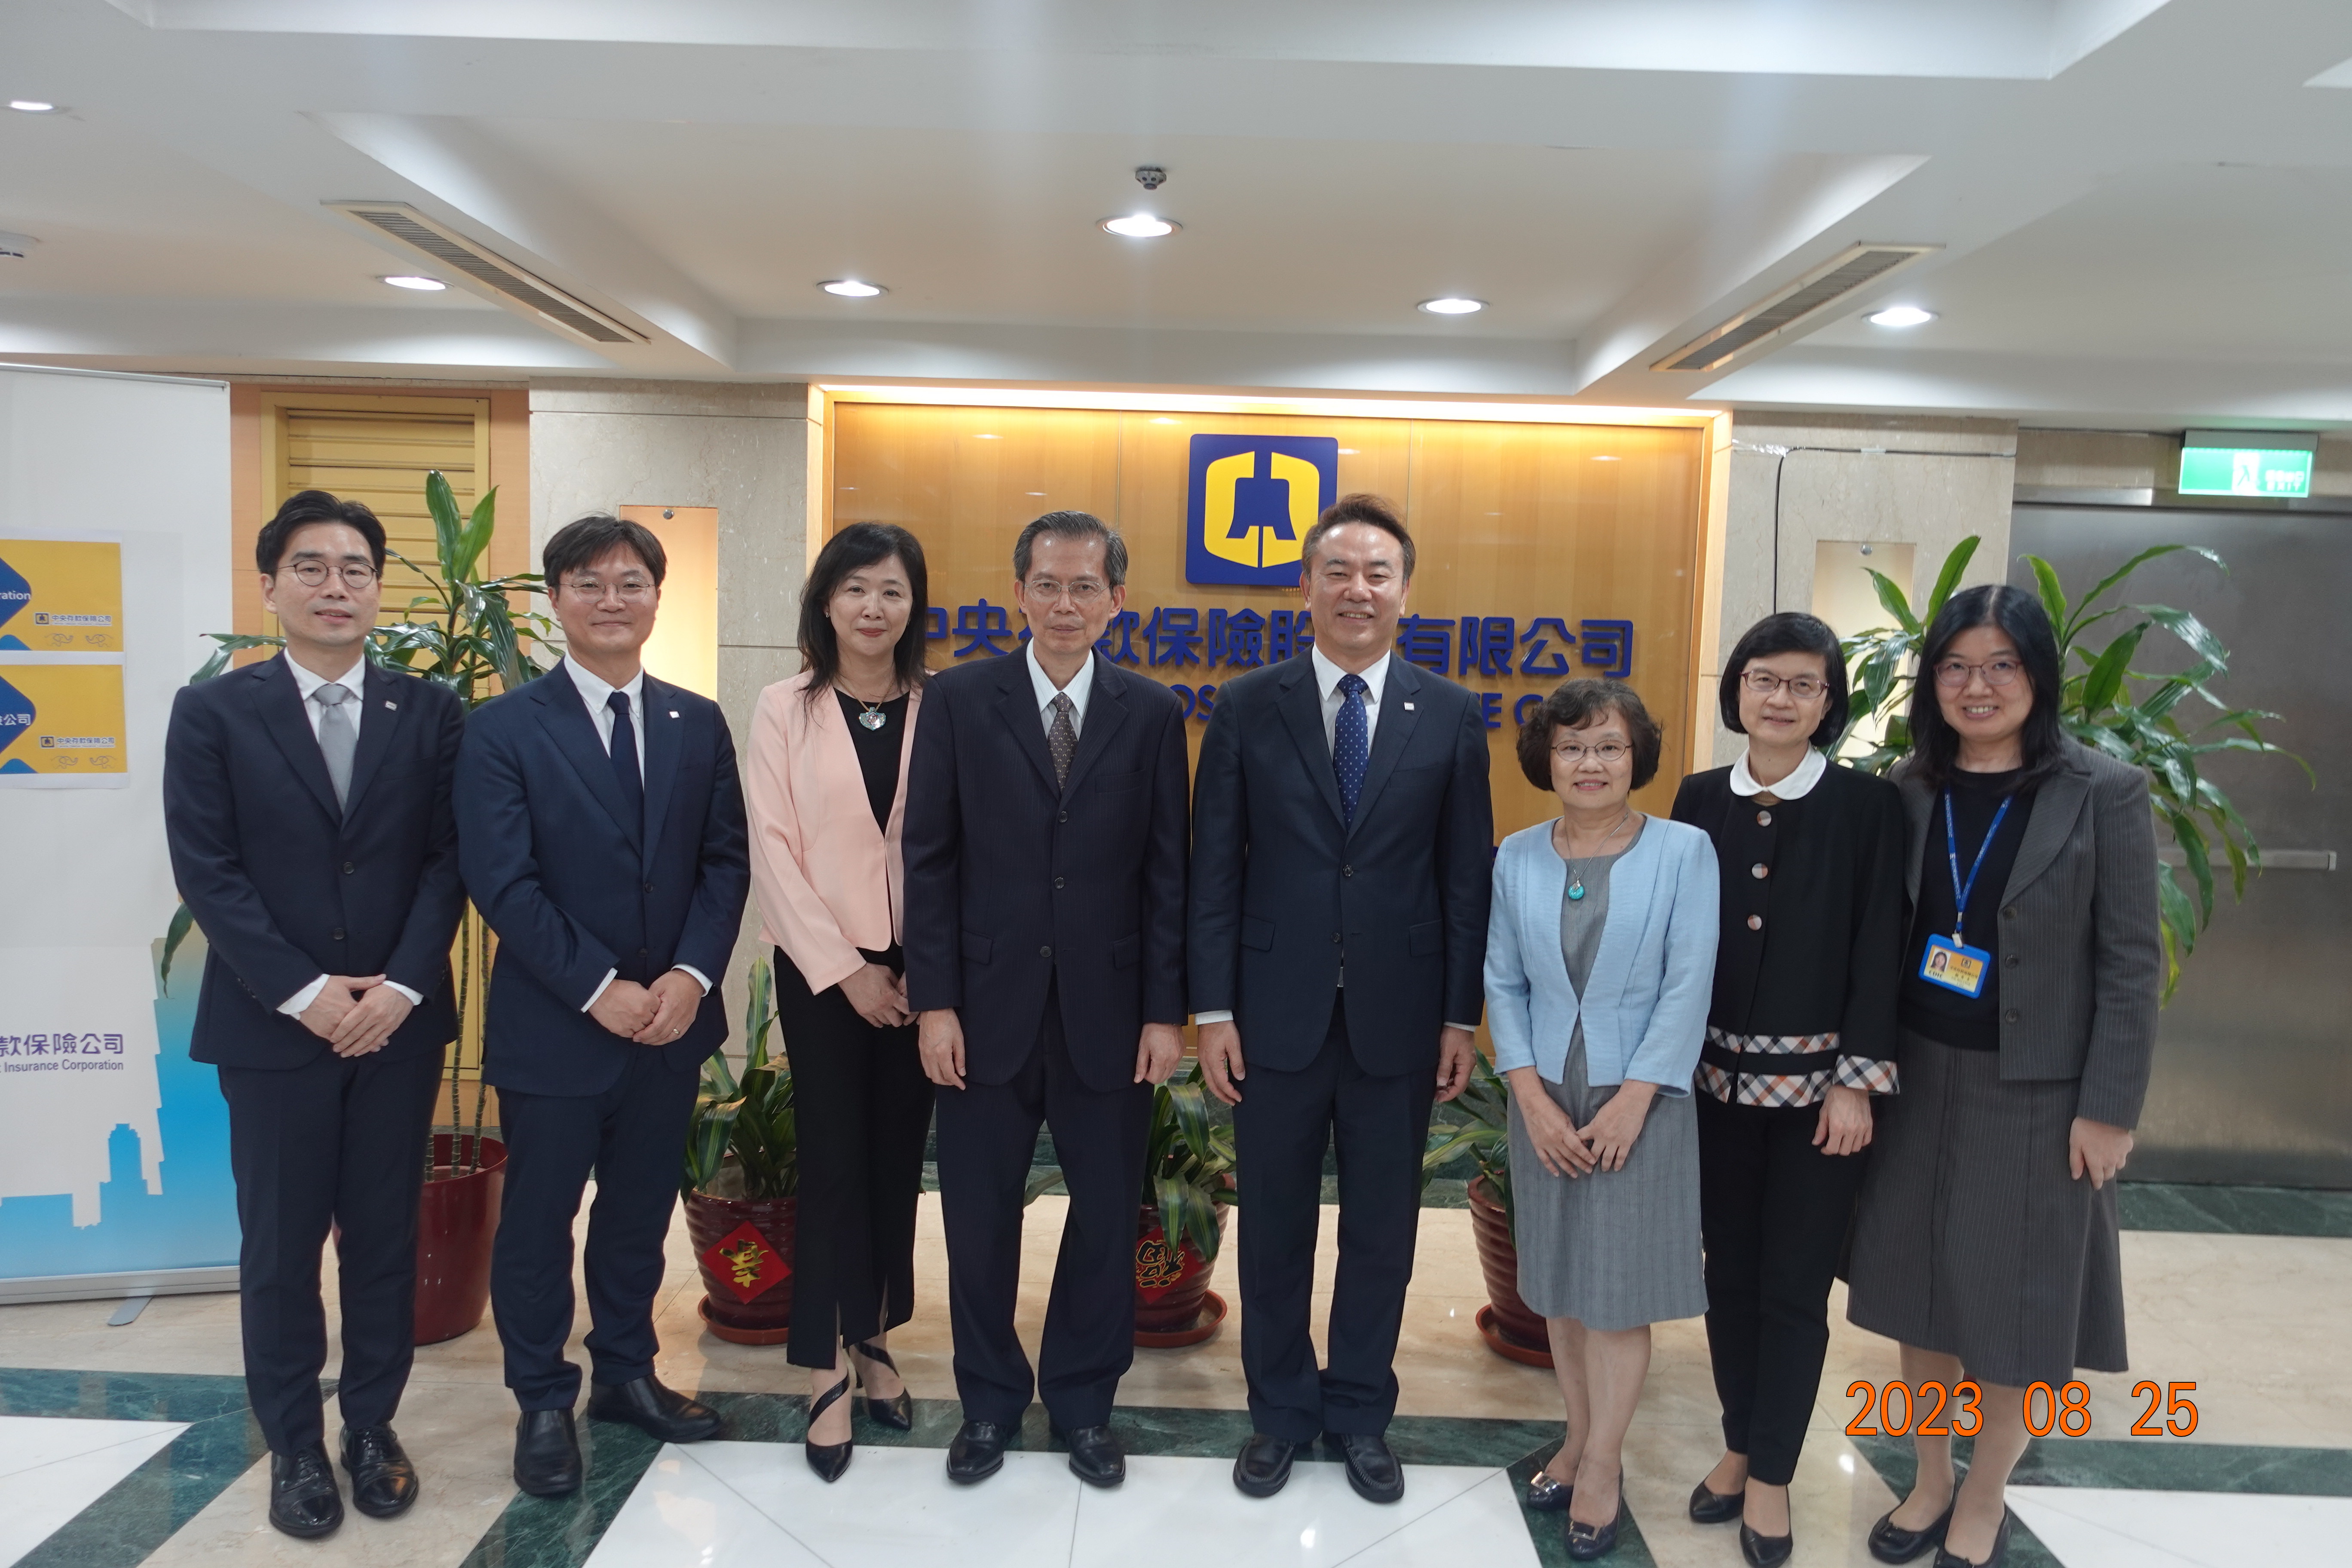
<box><xmin>159</xmin><ymin>902</ymin><xmax>195</xmax><ymax>996</ymax></box>
<box><xmin>2138</xmin><ymin>604</ymin><xmax>2229</xmax><ymax>674</ymax></box>
<box><xmin>2024</xmin><ymin>556</ymin><xmax>2070</xmax><ymax>654</ymax></box>
<box><xmin>2078</xmin><ymin>623</ymin><xmax>2147</xmax><ymax>716</ymax></box>
<box><xmin>1923</xmin><ymin>535</ymin><xmax>1981</xmax><ymax>623</ymax></box>
<box><xmin>447</xmin><ymin>486</ymin><xmax>498</xmax><ymax>585</ymax></box>
<box><xmin>2161</xmin><ymin>804</ymin><xmax>2215</xmax><ymax>928</ymax></box>
<box><xmin>424</xmin><ymin>471</ymin><xmax>465</xmax><ymax>574</ymax></box>
<box><xmin>1023</xmin><ymin>1165</ymin><xmax>1066</xmax><ymax>1206</ymax></box>
<box><xmin>1865</xmin><ymin>568</ymin><xmax>1921</xmax><ymax>635</ymax></box>
<box><xmin>2066</xmin><ymin>545</ymin><xmax>2225</xmax><ymax>643</ymax></box>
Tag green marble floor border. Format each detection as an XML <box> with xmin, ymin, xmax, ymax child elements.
<box><xmin>459</xmin><ymin>1393</ymin><xmax>1650</xmax><ymax>1568</ymax></box>
<box><xmin>2116</xmin><ymin>1180</ymin><xmax>2352</xmax><ymax>1237</ymax></box>
<box><xmin>0</xmin><ymin>1367</ymin><xmax>275</xmax><ymax>1568</ymax></box>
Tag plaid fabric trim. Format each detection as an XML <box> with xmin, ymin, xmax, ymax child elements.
<box><xmin>1834</xmin><ymin>1055</ymin><xmax>1901</xmax><ymax>1096</ymax></box>
<box><xmin>1697</xmin><ymin>1060</ymin><xmax>1834</xmax><ymax>1107</ymax></box>
<box><xmin>1705</xmin><ymin>1027</ymin><xmax>1838</xmax><ymax>1057</ymax></box>
<box><xmin>1697</xmin><ymin>1028</ymin><xmax>1897</xmax><ymax>1106</ymax></box>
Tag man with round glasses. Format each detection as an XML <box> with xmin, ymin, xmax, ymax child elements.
<box><xmin>164</xmin><ymin>490</ymin><xmax>467</xmax><ymax>1538</ymax></box>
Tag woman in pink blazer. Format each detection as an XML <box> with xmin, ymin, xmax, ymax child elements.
<box><xmin>745</xmin><ymin>521</ymin><xmax>932</xmax><ymax>1482</ymax></box>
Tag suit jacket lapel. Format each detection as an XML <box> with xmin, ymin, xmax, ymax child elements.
<box><xmin>249</xmin><ymin>658</ymin><xmax>342</xmax><ymax>822</ymax></box>
<box><xmin>1347</xmin><ymin>658</ymin><xmax>1423</xmax><ymax>837</ymax></box>
<box><xmin>1058</xmin><ymin>658</ymin><xmax>1130</xmax><ymax>796</ymax></box>
<box><xmin>337</xmin><ymin>663</ymin><xmax>407</xmax><ymax>821</ymax></box>
<box><xmin>2001</xmin><ymin>757</ymin><xmax>2090</xmax><ymax>904</ymax></box>
<box><xmin>534</xmin><ymin>675</ymin><xmax>641</xmax><ymax>846</ymax></box>
<box><xmin>638</xmin><ymin>675</ymin><xmax>683</xmax><ymax>866</ymax></box>
<box><xmin>1277</xmin><ymin>657</ymin><xmax>1346</xmax><ymax>830</ymax></box>
<box><xmin>992</xmin><ymin>658</ymin><xmax>1060</xmax><ymax>794</ymax></box>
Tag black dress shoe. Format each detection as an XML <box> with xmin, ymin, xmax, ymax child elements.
<box><xmin>267</xmin><ymin>1445</ymin><xmax>343</xmax><ymax>1539</ymax></box>
<box><xmin>1233</xmin><ymin>1433</ymin><xmax>1297</xmax><ymax>1498</ymax></box>
<box><xmin>1869</xmin><ymin>1502</ymin><xmax>1954</xmax><ymax>1564</ymax></box>
<box><xmin>586</xmin><ymin>1376</ymin><xmax>722</xmax><ymax>1443</ymax></box>
<box><xmin>1689</xmin><ymin>1479</ymin><xmax>1743</xmax><ymax>1524</ymax></box>
<box><xmin>946</xmin><ymin>1420</ymin><xmax>1008</xmax><ymax>1484</ymax></box>
<box><xmin>849</xmin><ymin>1341</ymin><xmax>914</xmax><ymax>1431</ymax></box>
<box><xmin>1741</xmin><ymin>1522</ymin><xmax>1794</xmax><ymax>1567</ymax></box>
<box><xmin>513</xmin><ymin>1409</ymin><xmax>583</xmax><ymax>1496</ymax></box>
<box><xmin>1328</xmin><ymin>1431</ymin><xmax>1404</xmax><ymax>1504</ymax></box>
<box><xmin>1057</xmin><ymin>1424</ymin><xmax>1125</xmax><ymax>1488</ymax></box>
<box><xmin>1565</xmin><ymin>1510</ymin><xmax>1621</xmax><ymax>1562</ymax></box>
<box><xmin>805</xmin><ymin>1374</ymin><xmax>853</xmax><ymax>1483</ymax></box>
<box><xmin>1525</xmin><ymin>1471</ymin><xmax>1574</xmax><ymax>1512</ymax></box>
<box><xmin>1932</xmin><ymin>1512</ymin><xmax>2012</xmax><ymax>1568</ymax></box>
<box><xmin>338</xmin><ymin>1424</ymin><xmax>419</xmax><ymax>1519</ymax></box>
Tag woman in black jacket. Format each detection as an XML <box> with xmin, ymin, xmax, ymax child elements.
<box><xmin>1669</xmin><ymin>613</ymin><xmax>1906</xmax><ymax>1568</ymax></box>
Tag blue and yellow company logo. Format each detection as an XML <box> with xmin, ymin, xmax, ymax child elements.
<box><xmin>1184</xmin><ymin>434</ymin><xmax>1339</xmax><ymax>587</ymax></box>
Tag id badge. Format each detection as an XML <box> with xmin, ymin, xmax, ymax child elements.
<box><xmin>1920</xmin><ymin>934</ymin><xmax>1991</xmax><ymax>998</ymax></box>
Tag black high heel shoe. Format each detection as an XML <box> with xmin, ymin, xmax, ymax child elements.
<box><xmin>805</xmin><ymin>1372</ymin><xmax>853</xmax><ymax>1482</ymax></box>
<box><xmin>850</xmin><ymin>1340</ymin><xmax>914</xmax><ymax>1430</ymax></box>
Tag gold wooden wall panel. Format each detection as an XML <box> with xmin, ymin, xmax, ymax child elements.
<box><xmin>831</xmin><ymin>402</ymin><xmax>1705</xmax><ymax>843</ymax></box>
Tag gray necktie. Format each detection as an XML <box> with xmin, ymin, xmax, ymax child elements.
<box><xmin>1047</xmin><ymin>692</ymin><xmax>1078</xmax><ymax>790</ymax></box>
<box><xmin>313</xmin><ymin>682</ymin><xmax>357</xmax><ymax>810</ymax></box>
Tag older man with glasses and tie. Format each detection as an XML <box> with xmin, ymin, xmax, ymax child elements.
<box><xmin>164</xmin><ymin>490</ymin><xmax>469</xmax><ymax>1539</ymax></box>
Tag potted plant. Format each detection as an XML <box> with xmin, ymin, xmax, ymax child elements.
<box><xmin>680</xmin><ymin>955</ymin><xmax>801</xmax><ymax>1345</ymax></box>
<box><xmin>1133</xmin><ymin>1063</ymin><xmax>1237</xmax><ymax>1346</ymax></box>
<box><xmin>162</xmin><ymin>471</ymin><xmax>554</xmax><ymax>1343</ymax></box>
<box><xmin>1423</xmin><ymin>1054</ymin><xmax>1550</xmax><ymax>1366</ymax></box>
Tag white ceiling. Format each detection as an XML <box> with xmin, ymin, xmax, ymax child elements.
<box><xmin>3</xmin><ymin>0</ymin><xmax>2352</xmax><ymax>426</ymax></box>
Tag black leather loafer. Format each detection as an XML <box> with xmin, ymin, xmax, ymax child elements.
<box><xmin>586</xmin><ymin>1376</ymin><xmax>722</xmax><ymax>1443</ymax></box>
<box><xmin>946</xmin><ymin>1420</ymin><xmax>1008</xmax><ymax>1484</ymax></box>
<box><xmin>1328</xmin><ymin>1431</ymin><xmax>1404</xmax><ymax>1504</ymax></box>
<box><xmin>1233</xmin><ymin>1433</ymin><xmax>1297</xmax><ymax>1498</ymax></box>
<box><xmin>1932</xmin><ymin>1512</ymin><xmax>2012</xmax><ymax>1568</ymax></box>
<box><xmin>1565</xmin><ymin>1510</ymin><xmax>1621</xmax><ymax>1562</ymax></box>
<box><xmin>513</xmin><ymin>1409</ymin><xmax>583</xmax><ymax>1496</ymax></box>
<box><xmin>1525</xmin><ymin>1471</ymin><xmax>1574</xmax><ymax>1512</ymax></box>
<box><xmin>1741</xmin><ymin>1522</ymin><xmax>1794</xmax><ymax>1567</ymax></box>
<box><xmin>267</xmin><ymin>1445</ymin><xmax>343</xmax><ymax>1539</ymax></box>
<box><xmin>1056</xmin><ymin>1424</ymin><xmax>1125</xmax><ymax>1488</ymax></box>
<box><xmin>338</xmin><ymin>1424</ymin><xmax>419</xmax><ymax>1519</ymax></box>
<box><xmin>1689</xmin><ymin>1479</ymin><xmax>1743</xmax><ymax>1524</ymax></box>
<box><xmin>1869</xmin><ymin>1502</ymin><xmax>1954</xmax><ymax>1564</ymax></box>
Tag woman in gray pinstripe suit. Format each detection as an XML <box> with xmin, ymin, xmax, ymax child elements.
<box><xmin>1845</xmin><ymin>586</ymin><xmax>2161</xmax><ymax>1568</ymax></box>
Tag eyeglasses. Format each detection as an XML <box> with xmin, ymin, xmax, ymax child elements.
<box><xmin>1933</xmin><ymin>657</ymin><xmax>2024</xmax><ymax>689</ymax></box>
<box><xmin>281</xmin><ymin>561</ymin><xmax>379</xmax><ymax>589</ymax></box>
<box><xmin>1553</xmin><ymin>741</ymin><xmax>1631</xmax><ymax>764</ymax></box>
<box><xmin>1023</xmin><ymin>578</ymin><xmax>1109</xmax><ymax>605</ymax></box>
<box><xmin>561</xmin><ymin>576</ymin><xmax>657</xmax><ymax>603</ymax></box>
<box><xmin>1741</xmin><ymin>671</ymin><xmax>1828</xmax><ymax>700</ymax></box>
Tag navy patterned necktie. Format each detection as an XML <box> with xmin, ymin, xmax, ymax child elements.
<box><xmin>1333</xmin><ymin>673</ymin><xmax>1369</xmax><ymax>827</ymax></box>
<box><xmin>606</xmin><ymin>690</ymin><xmax>644</xmax><ymax>833</ymax></box>
<box><xmin>1047</xmin><ymin>692</ymin><xmax>1078</xmax><ymax>791</ymax></box>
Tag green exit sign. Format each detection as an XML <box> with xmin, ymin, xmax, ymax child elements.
<box><xmin>2179</xmin><ymin>430</ymin><xmax>2316</xmax><ymax>498</ymax></box>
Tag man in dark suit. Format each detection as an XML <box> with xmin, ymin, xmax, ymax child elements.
<box><xmin>903</xmin><ymin>510</ymin><xmax>1189</xmax><ymax>1489</ymax></box>
<box><xmin>456</xmin><ymin>513</ymin><xmax>749</xmax><ymax>1496</ymax></box>
<box><xmin>164</xmin><ymin>490</ymin><xmax>466</xmax><ymax>1540</ymax></box>
<box><xmin>1190</xmin><ymin>493</ymin><xmax>1492</xmax><ymax>1503</ymax></box>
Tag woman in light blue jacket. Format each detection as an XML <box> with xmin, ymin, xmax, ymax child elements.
<box><xmin>1487</xmin><ymin>678</ymin><xmax>1720</xmax><ymax>1562</ymax></box>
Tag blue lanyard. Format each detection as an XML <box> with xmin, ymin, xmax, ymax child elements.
<box><xmin>1943</xmin><ymin>788</ymin><xmax>2012</xmax><ymax>943</ymax></box>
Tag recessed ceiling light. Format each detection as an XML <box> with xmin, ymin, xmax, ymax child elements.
<box><xmin>8</xmin><ymin>100</ymin><xmax>58</xmax><ymax>113</ymax></box>
<box><xmin>1867</xmin><ymin>304</ymin><xmax>1936</xmax><ymax>328</ymax></box>
<box><xmin>1418</xmin><ymin>297</ymin><xmax>1485</xmax><ymax>315</ymax></box>
<box><xmin>1100</xmin><ymin>214</ymin><xmax>1179</xmax><ymax>239</ymax></box>
<box><xmin>820</xmin><ymin>279</ymin><xmax>885</xmax><ymax>297</ymax></box>
<box><xmin>380</xmin><ymin>274</ymin><xmax>447</xmax><ymax>291</ymax></box>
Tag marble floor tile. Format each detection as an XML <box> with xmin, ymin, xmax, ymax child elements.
<box><xmin>2006</xmin><ymin>1485</ymin><xmax>2352</xmax><ymax>1568</ymax></box>
<box><xmin>0</xmin><ymin>1415</ymin><xmax>184</xmax><ymax>1567</ymax></box>
<box><xmin>688</xmin><ymin>1441</ymin><xmax>1084</xmax><ymax>1568</ymax></box>
<box><xmin>1341</xmin><ymin>1470</ymin><xmax>1540</xmax><ymax>1568</ymax></box>
<box><xmin>582</xmin><ymin>1450</ymin><xmax>827</xmax><ymax>1568</ymax></box>
<box><xmin>1071</xmin><ymin>1452</ymin><xmax>1504</xmax><ymax>1568</ymax></box>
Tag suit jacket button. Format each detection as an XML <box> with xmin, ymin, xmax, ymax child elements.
<box><xmin>2004</xmin><ymin>1008</ymin><xmax>2021</xmax><ymax>1023</ymax></box>
<box><xmin>2005</xmin><ymin>953</ymin><xmax>2020</xmax><ymax>968</ymax></box>
<box><xmin>2003</xmin><ymin>906</ymin><xmax>2017</xmax><ymax>919</ymax></box>
<box><xmin>1757</xmin><ymin>809</ymin><xmax>1772</xmax><ymax>826</ymax></box>
<box><xmin>644</xmin><ymin>882</ymin><xmax>655</xmax><ymax>893</ymax></box>
<box><xmin>1746</xmin><ymin>915</ymin><xmax>1762</xmax><ymax>931</ymax></box>
<box><xmin>1332</xmin><ymin>931</ymin><xmax>1341</xmax><ymax>943</ymax></box>
<box><xmin>638</xmin><ymin>948</ymin><xmax>649</xmax><ymax>958</ymax></box>
<box><xmin>1040</xmin><ymin>945</ymin><xmax>1052</xmax><ymax>959</ymax></box>
<box><xmin>331</xmin><ymin>928</ymin><xmax>345</xmax><ymax>941</ymax></box>
<box><xmin>1058</xmin><ymin>811</ymin><xmax>1069</xmax><ymax>824</ymax></box>
<box><xmin>1751</xmin><ymin>863</ymin><xmax>1768</xmax><ymax>879</ymax></box>
<box><xmin>342</xmin><ymin>862</ymin><xmax>355</xmax><ymax>875</ymax></box>
<box><xmin>1341</xmin><ymin>864</ymin><xmax>1353</xmax><ymax>877</ymax></box>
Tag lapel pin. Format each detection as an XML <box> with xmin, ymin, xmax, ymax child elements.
<box><xmin>669</xmin><ymin>710</ymin><xmax>680</xmax><ymax>718</ymax></box>
<box><xmin>384</xmin><ymin>701</ymin><xmax>398</xmax><ymax>710</ymax></box>
<box><xmin>1403</xmin><ymin>701</ymin><xmax>1415</xmax><ymax>710</ymax></box>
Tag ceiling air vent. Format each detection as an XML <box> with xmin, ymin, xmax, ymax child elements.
<box><xmin>327</xmin><ymin>201</ymin><xmax>647</xmax><ymax>346</ymax></box>
<box><xmin>1653</xmin><ymin>243</ymin><xmax>1939</xmax><ymax>373</ymax></box>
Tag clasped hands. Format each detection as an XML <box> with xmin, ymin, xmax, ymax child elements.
<box><xmin>589</xmin><ymin>970</ymin><xmax>706</xmax><ymax>1045</ymax></box>
<box><xmin>1513</xmin><ymin>1069</ymin><xmax>1656</xmax><ymax>1178</ymax></box>
<box><xmin>297</xmin><ymin>974</ymin><xmax>413</xmax><ymax>1058</ymax></box>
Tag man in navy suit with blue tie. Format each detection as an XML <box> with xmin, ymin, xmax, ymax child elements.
<box><xmin>1190</xmin><ymin>493</ymin><xmax>1492</xmax><ymax>1504</ymax></box>
<box><xmin>165</xmin><ymin>490</ymin><xmax>466</xmax><ymax>1539</ymax></box>
<box><xmin>456</xmin><ymin>514</ymin><xmax>749</xmax><ymax>1496</ymax></box>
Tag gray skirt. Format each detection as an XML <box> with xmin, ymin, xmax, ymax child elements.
<box><xmin>1845</xmin><ymin>1030</ymin><xmax>2127</xmax><ymax>1388</ymax></box>
<box><xmin>1506</xmin><ymin>1036</ymin><xmax>1706</xmax><ymax>1331</ymax></box>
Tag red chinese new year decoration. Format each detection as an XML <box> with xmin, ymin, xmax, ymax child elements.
<box><xmin>698</xmin><ymin>1219</ymin><xmax>790</xmax><ymax>1305</ymax></box>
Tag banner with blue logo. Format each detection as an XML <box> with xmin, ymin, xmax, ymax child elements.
<box><xmin>1184</xmin><ymin>434</ymin><xmax>1340</xmax><ymax>586</ymax></box>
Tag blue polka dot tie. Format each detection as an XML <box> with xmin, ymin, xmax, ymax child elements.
<box><xmin>1333</xmin><ymin>673</ymin><xmax>1369</xmax><ymax>828</ymax></box>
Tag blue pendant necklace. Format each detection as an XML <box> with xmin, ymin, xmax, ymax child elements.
<box><xmin>1560</xmin><ymin>807</ymin><xmax>1635</xmax><ymax>900</ymax></box>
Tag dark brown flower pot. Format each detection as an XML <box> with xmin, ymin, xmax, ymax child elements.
<box><xmin>1133</xmin><ymin>1201</ymin><xmax>1231</xmax><ymax>1341</ymax></box>
<box><xmin>1467</xmin><ymin>1173</ymin><xmax>1553</xmax><ymax>1366</ymax></box>
<box><xmin>683</xmin><ymin>1188</ymin><xmax>799</xmax><ymax>1344</ymax></box>
<box><xmin>415</xmin><ymin>1133</ymin><xmax>505</xmax><ymax>1346</ymax></box>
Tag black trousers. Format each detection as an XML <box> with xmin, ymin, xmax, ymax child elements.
<box><xmin>933</xmin><ymin>983</ymin><xmax>1150</xmax><ymax>1429</ymax></box>
<box><xmin>491</xmin><ymin>1047</ymin><xmax>701</xmax><ymax>1411</ymax></box>
<box><xmin>1696</xmin><ymin>1091</ymin><xmax>1871</xmax><ymax>1485</ymax></box>
<box><xmin>774</xmin><ymin>945</ymin><xmax>934</xmax><ymax>1370</ymax></box>
<box><xmin>1232</xmin><ymin>993</ymin><xmax>1434</xmax><ymax>1442</ymax></box>
<box><xmin>217</xmin><ymin>1044</ymin><xmax>442</xmax><ymax>1455</ymax></box>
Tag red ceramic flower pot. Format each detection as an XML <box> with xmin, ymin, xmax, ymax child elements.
<box><xmin>1133</xmin><ymin>1200</ymin><xmax>1231</xmax><ymax>1337</ymax></box>
<box><xmin>683</xmin><ymin>1190</ymin><xmax>798</xmax><ymax>1344</ymax></box>
<box><xmin>414</xmin><ymin>1133</ymin><xmax>505</xmax><ymax>1345</ymax></box>
<box><xmin>1467</xmin><ymin>1173</ymin><xmax>1552</xmax><ymax>1364</ymax></box>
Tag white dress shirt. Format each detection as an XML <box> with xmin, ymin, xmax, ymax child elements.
<box><xmin>560</xmin><ymin>657</ymin><xmax>711</xmax><ymax>1011</ymax></box>
<box><xmin>1026</xmin><ymin>641</ymin><xmax>1097</xmax><ymax>734</ymax></box>
<box><xmin>1197</xmin><ymin>645</ymin><xmax>1470</xmax><ymax>1031</ymax></box>
<box><xmin>1729</xmin><ymin>745</ymin><xmax>1828</xmax><ymax>800</ymax></box>
<box><xmin>277</xmin><ymin>652</ymin><xmax>424</xmax><ymax>1015</ymax></box>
